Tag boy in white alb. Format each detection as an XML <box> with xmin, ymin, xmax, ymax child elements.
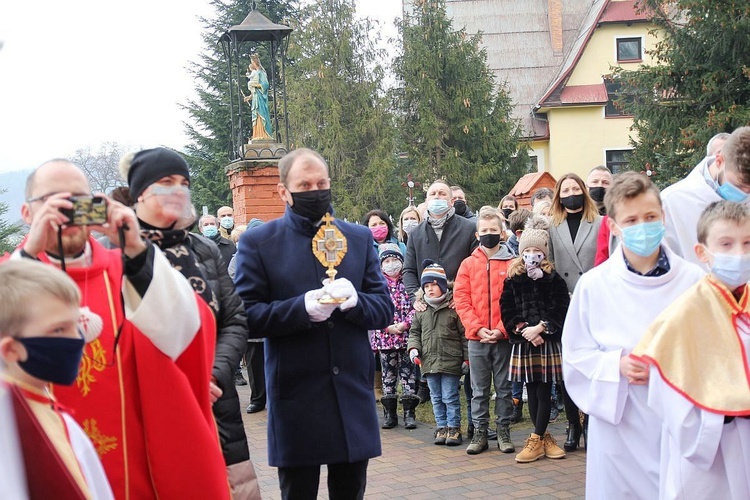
<box><xmin>0</xmin><ymin>260</ymin><xmax>113</xmax><ymax>499</ymax></box>
<box><xmin>632</xmin><ymin>200</ymin><xmax>750</xmax><ymax>499</ymax></box>
<box><xmin>563</xmin><ymin>172</ymin><xmax>704</xmax><ymax>499</ymax></box>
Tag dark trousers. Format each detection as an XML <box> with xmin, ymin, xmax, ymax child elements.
<box><xmin>278</xmin><ymin>460</ymin><xmax>368</xmax><ymax>500</ymax></box>
<box><xmin>560</xmin><ymin>381</ymin><xmax>579</xmax><ymax>425</ymax></box>
<box><xmin>527</xmin><ymin>381</ymin><xmax>552</xmax><ymax>436</ymax></box>
<box><xmin>245</xmin><ymin>342</ymin><xmax>266</xmax><ymax>406</ymax></box>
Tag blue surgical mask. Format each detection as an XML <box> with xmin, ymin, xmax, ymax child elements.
<box><xmin>619</xmin><ymin>221</ymin><xmax>665</xmax><ymax>257</ymax></box>
<box><xmin>706</xmin><ymin>249</ymin><xmax>750</xmax><ymax>289</ymax></box>
<box><xmin>220</xmin><ymin>216</ymin><xmax>234</xmax><ymax>229</ymax></box>
<box><xmin>427</xmin><ymin>199</ymin><xmax>450</xmax><ymax>216</ymax></box>
<box><xmin>17</xmin><ymin>334</ymin><xmax>85</xmax><ymax>386</ymax></box>
<box><xmin>202</xmin><ymin>226</ymin><xmax>219</xmax><ymax>239</ymax></box>
<box><xmin>717</xmin><ymin>177</ymin><xmax>749</xmax><ymax>203</ymax></box>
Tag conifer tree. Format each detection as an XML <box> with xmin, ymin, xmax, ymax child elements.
<box><xmin>184</xmin><ymin>0</ymin><xmax>299</xmax><ymax>213</ymax></box>
<box><xmin>284</xmin><ymin>0</ymin><xmax>398</xmax><ymax>220</ymax></box>
<box><xmin>0</xmin><ymin>192</ymin><xmax>21</xmax><ymax>254</ymax></box>
<box><xmin>618</xmin><ymin>1</ymin><xmax>750</xmax><ymax>185</ymax></box>
<box><xmin>394</xmin><ymin>0</ymin><xmax>527</xmax><ymax>206</ymax></box>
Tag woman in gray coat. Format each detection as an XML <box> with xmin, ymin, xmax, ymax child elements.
<box><xmin>547</xmin><ymin>172</ymin><xmax>601</xmax><ymax>454</ymax></box>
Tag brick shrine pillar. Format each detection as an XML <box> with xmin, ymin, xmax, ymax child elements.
<box><xmin>225</xmin><ymin>142</ymin><xmax>289</xmax><ymax>225</ymax></box>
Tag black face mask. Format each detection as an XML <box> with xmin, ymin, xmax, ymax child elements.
<box><xmin>479</xmin><ymin>233</ymin><xmax>502</xmax><ymax>248</ymax></box>
<box><xmin>289</xmin><ymin>189</ymin><xmax>331</xmax><ymax>221</ymax></box>
<box><xmin>453</xmin><ymin>199</ymin><xmax>467</xmax><ymax>216</ymax></box>
<box><xmin>17</xmin><ymin>335</ymin><xmax>85</xmax><ymax>386</ymax></box>
<box><xmin>589</xmin><ymin>186</ymin><xmax>606</xmax><ymax>203</ymax></box>
<box><xmin>560</xmin><ymin>194</ymin><xmax>584</xmax><ymax>211</ymax></box>
<box><xmin>501</xmin><ymin>208</ymin><xmax>514</xmax><ymax>220</ymax></box>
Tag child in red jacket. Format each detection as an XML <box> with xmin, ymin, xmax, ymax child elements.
<box><xmin>454</xmin><ymin>206</ymin><xmax>516</xmax><ymax>455</ymax></box>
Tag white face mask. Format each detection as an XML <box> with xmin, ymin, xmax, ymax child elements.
<box><xmin>382</xmin><ymin>261</ymin><xmax>403</xmax><ymax>277</ymax></box>
<box><xmin>402</xmin><ymin>219</ymin><xmax>419</xmax><ymax>235</ymax></box>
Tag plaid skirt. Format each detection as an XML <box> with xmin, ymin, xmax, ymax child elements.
<box><xmin>509</xmin><ymin>340</ymin><xmax>563</xmax><ymax>383</ymax></box>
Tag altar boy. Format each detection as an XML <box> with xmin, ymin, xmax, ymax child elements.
<box><xmin>0</xmin><ymin>259</ymin><xmax>113</xmax><ymax>499</ymax></box>
<box><xmin>563</xmin><ymin>172</ymin><xmax>703</xmax><ymax>499</ymax></box>
<box><xmin>632</xmin><ymin>200</ymin><xmax>750</xmax><ymax>499</ymax></box>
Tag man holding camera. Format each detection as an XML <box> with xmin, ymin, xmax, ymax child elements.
<box><xmin>9</xmin><ymin>159</ymin><xmax>231</xmax><ymax>499</ymax></box>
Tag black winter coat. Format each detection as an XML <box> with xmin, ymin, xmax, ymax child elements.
<box><xmin>403</xmin><ymin>214</ymin><xmax>478</xmax><ymax>301</ymax></box>
<box><xmin>500</xmin><ymin>271</ymin><xmax>570</xmax><ymax>344</ymax></box>
<box><xmin>189</xmin><ymin>234</ymin><xmax>250</xmax><ymax>466</ymax></box>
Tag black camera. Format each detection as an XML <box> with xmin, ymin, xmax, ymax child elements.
<box><xmin>60</xmin><ymin>196</ymin><xmax>108</xmax><ymax>226</ymax></box>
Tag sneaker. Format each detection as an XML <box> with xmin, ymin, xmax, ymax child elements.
<box><xmin>497</xmin><ymin>425</ymin><xmax>515</xmax><ymax>453</ymax></box>
<box><xmin>445</xmin><ymin>427</ymin><xmax>463</xmax><ymax>446</ymax></box>
<box><xmin>515</xmin><ymin>433</ymin><xmax>544</xmax><ymax>463</ymax></box>
<box><xmin>549</xmin><ymin>406</ymin><xmax>559</xmax><ymax>423</ymax></box>
<box><xmin>543</xmin><ymin>432</ymin><xmax>566</xmax><ymax>459</ymax></box>
<box><xmin>433</xmin><ymin>427</ymin><xmax>448</xmax><ymax>445</ymax></box>
<box><xmin>465</xmin><ymin>427</ymin><xmax>489</xmax><ymax>455</ymax></box>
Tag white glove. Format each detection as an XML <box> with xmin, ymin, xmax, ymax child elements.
<box><xmin>324</xmin><ymin>278</ymin><xmax>358</xmax><ymax>312</ymax></box>
<box><xmin>304</xmin><ymin>288</ymin><xmax>339</xmax><ymax>322</ymax></box>
<box><xmin>409</xmin><ymin>348</ymin><xmax>421</xmax><ymax>365</ymax></box>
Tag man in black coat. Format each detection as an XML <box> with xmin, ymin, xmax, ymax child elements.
<box><xmin>403</xmin><ymin>179</ymin><xmax>479</xmax><ymax>428</ymax></box>
<box><xmin>403</xmin><ymin>180</ymin><xmax>478</xmax><ymax>302</ymax></box>
<box><xmin>234</xmin><ymin>148</ymin><xmax>393</xmax><ymax>500</ymax></box>
<box><xmin>198</xmin><ymin>214</ymin><xmax>236</xmax><ymax>273</ymax></box>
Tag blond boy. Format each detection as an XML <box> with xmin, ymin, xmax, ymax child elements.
<box><xmin>632</xmin><ymin>201</ymin><xmax>750</xmax><ymax>499</ymax></box>
<box><xmin>0</xmin><ymin>260</ymin><xmax>113</xmax><ymax>499</ymax></box>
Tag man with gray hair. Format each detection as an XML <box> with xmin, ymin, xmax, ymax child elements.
<box><xmin>198</xmin><ymin>214</ymin><xmax>236</xmax><ymax>274</ymax></box>
<box><xmin>662</xmin><ymin>128</ymin><xmax>750</xmax><ymax>265</ymax></box>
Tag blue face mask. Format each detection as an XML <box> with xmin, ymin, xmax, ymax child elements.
<box><xmin>202</xmin><ymin>226</ymin><xmax>219</xmax><ymax>239</ymax></box>
<box><xmin>717</xmin><ymin>175</ymin><xmax>749</xmax><ymax>203</ymax></box>
<box><xmin>220</xmin><ymin>216</ymin><xmax>234</xmax><ymax>229</ymax></box>
<box><xmin>17</xmin><ymin>334</ymin><xmax>85</xmax><ymax>386</ymax></box>
<box><xmin>427</xmin><ymin>199</ymin><xmax>450</xmax><ymax>216</ymax></box>
<box><xmin>619</xmin><ymin>221</ymin><xmax>665</xmax><ymax>257</ymax></box>
<box><xmin>706</xmin><ymin>250</ymin><xmax>750</xmax><ymax>289</ymax></box>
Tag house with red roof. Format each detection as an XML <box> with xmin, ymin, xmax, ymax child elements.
<box><xmin>445</xmin><ymin>0</ymin><xmax>657</xmax><ymax>180</ymax></box>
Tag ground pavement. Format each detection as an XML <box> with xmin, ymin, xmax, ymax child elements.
<box><xmin>238</xmin><ymin>384</ymin><xmax>586</xmax><ymax>499</ymax></box>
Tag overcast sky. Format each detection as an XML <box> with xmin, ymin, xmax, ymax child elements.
<box><xmin>0</xmin><ymin>0</ymin><xmax>402</xmax><ymax>174</ymax></box>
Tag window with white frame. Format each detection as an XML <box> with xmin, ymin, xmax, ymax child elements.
<box><xmin>616</xmin><ymin>37</ymin><xmax>642</xmax><ymax>62</ymax></box>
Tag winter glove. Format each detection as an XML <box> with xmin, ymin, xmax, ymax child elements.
<box><xmin>324</xmin><ymin>277</ymin><xmax>358</xmax><ymax>311</ymax></box>
<box><xmin>409</xmin><ymin>348</ymin><xmax>421</xmax><ymax>366</ymax></box>
<box><xmin>304</xmin><ymin>288</ymin><xmax>339</xmax><ymax>322</ymax></box>
<box><xmin>461</xmin><ymin>360</ymin><xmax>470</xmax><ymax>375</ymax></box>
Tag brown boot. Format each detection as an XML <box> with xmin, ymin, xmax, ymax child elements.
<box><xmin>543</xmin><ymin>432</ymin><xmax>566</xmax><ymax>459</ymax></box>
<box><xmin>515</xmin><ymin>433</ymin><xmax>544</xmax><ymax>463</ymax></box>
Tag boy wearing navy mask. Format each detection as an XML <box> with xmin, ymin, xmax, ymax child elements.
<box><xmin>0</xmin><ymin>260</ymin><xmax>114</xmax><ymax>499</ymax></box>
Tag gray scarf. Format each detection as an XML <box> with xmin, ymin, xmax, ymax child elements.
<box><xmin>427</xmin><ymin>207</ymin><xmax>456</xmax><ymax>241</ymax></box>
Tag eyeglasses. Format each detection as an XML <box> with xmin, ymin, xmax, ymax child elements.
<box><xmin>26</xmin><ymin>191</ymin><xmax>91</xmax><ymax>203</ymax></box>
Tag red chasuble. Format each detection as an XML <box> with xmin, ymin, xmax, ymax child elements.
<box><xmin>18</xmin><ymin>239</ymin><xmax>230</xmax><ymax>500</ymax></box>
